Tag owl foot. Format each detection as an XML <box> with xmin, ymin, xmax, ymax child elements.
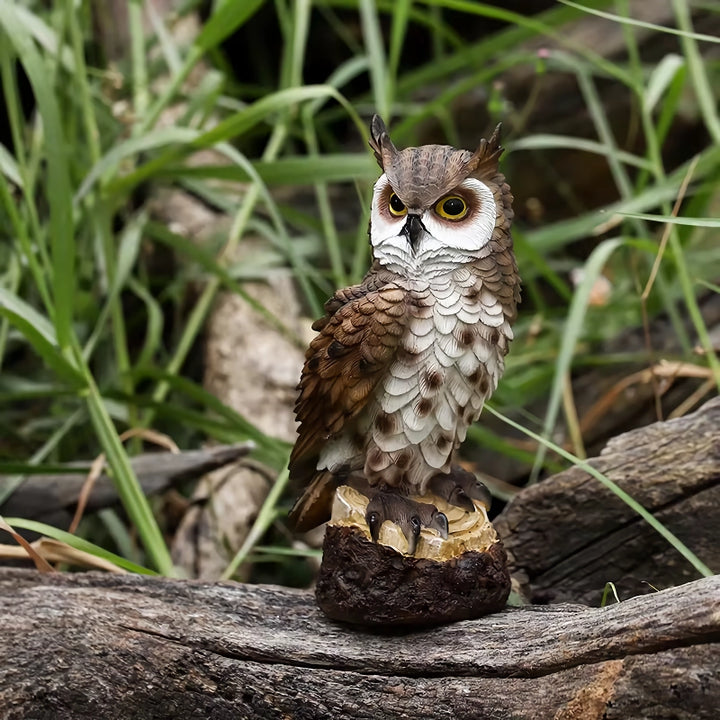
<box><xmin>364</xmin><ymin>492</ymin><xmax>448</xmax><ymax>556</ymax></box>
<box><xmin>429</xmin><ymin>466</ymin><xmax>492</xmax><ymax>513</ymax></box>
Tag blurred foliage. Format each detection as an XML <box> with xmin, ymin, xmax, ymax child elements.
<box><xmin>0</xmin><ymin>0</ymin><xmax>717</xmax><ymax>577</ymax></box>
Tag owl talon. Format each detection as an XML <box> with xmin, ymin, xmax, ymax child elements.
<box><xmin>429</xmin><ymin>467</ymin><xmax>492</xmax><ymax>512</ymax></box>
<box><xmin>367</xmin><ymin>509</ymin><xmax>383</xmax><ymax>543</ymax></box>
<box><xmin>407</xmin><ymin>516</ymin><xmax>422</xmax><ymax>556</ymax></box>
<box><xmin>364</xmin><ymin>492</ymin><xmax>448</xmax><ymax>555</ymax></box>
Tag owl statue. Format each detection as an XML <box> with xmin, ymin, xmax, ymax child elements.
<box><xmin>288</xmin><ymin>116</ymin><xmax>520</xmax><ymax>556</ymax></box>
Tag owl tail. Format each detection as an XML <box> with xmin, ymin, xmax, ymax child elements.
<box><xmin>287</xmin><ymin>470</ymin><xmax>341</xmax><ymax>532</ymax></box>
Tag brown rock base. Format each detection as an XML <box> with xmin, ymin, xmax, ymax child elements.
<box><xmin>315</xmin><ymin>524</ymin><xmax>511</xmax><ymax>627</ymax></box>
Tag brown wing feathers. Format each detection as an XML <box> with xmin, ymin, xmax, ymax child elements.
<box><xmin>287</xmin><ymin>273</ymin><xmax>407</xmax><ymax>529</ymax></box>
<box><xmin>290</xmin><ymin>281</ymin><xmax>407</xmax><ymax>468</ymax></box>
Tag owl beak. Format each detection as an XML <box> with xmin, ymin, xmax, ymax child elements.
<box><xmin>403</xmin><ymin>213</ymin><xmax>425</xmax><ymax>251</ymax></box>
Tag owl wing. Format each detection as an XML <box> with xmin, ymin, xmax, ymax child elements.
<box><xmin>288</xmin><ymin>268</ymin><xmax>408</xmax><ymax>530</ymax></box>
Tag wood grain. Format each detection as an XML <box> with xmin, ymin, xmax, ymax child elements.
<box><xmin>0</xmin><ymin>569</ymin><xmax>717</xmax><ymax>719</ymax></box>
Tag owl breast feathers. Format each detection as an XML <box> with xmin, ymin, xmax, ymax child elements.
<box><xmin>288</xmin><ymin>116</ymin><xmax>520</xmax><ymax>532</ymax></box>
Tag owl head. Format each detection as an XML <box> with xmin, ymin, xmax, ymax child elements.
<box><xmin>368</xmin><ymin>115</ymin><xmax>513</xmax><ymax>278</ymax></box>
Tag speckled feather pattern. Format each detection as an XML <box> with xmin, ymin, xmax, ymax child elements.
<box><xmin>361</xmin><ymin>265</ymin><xmax>512</xmax><ymax>493</ymax></box>
<box><xmin>288</xmin><ymin>118</ymin><xmax>519</xmax><ymax>532</ymax></box>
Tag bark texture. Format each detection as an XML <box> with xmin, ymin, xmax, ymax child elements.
<box><xmin>0</xmin><ymin>569</ymin><xmax>718</xmax><ymax>719</ymax></box>
<box><xmin>495</xmin><ymin>396</ymin><xmax>720</xmax><ymax>605</ymax></box>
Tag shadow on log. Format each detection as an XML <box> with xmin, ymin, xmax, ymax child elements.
<box><xmin>0</xmin><ymin>569</ymin><xmax>718</xmax><ymax>719</ymax></box>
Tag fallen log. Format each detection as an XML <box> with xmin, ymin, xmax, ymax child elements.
<box><xmin>0</xmin><ymin>443</ymin><xmax>254</xmax><ymax>529</ymax></box>
<box><xmin>495</xmin><ymin>396</ymin><xmax>720</xmax><ymax>605</ymax></box>
<box><xmin>0</xmin><ymin>569</ymin><xmax>718</xmax><ymax>719</ymax></box>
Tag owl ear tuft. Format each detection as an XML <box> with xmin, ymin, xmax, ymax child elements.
<box><xmin>467</xmin><ymin>123</ymin><xmax>504</xmax><ymax>180</ymax></box>
<box><xmin>369</xmin><ymin>115</ymin><xmax>398</xmax><ymax>170</ymax></box>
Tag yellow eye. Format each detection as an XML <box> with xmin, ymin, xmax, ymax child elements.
<box><xmin>388</xmin><ymin>192</ymin><xmax>407</xmax><ymax>217</ymax></box>
<box><xmin>435</xmin><ymin>195</ymin><xmax>468</xmax><ymax>220</ymax></box>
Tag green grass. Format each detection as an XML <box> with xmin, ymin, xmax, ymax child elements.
<box><xmin>0</xmin><ymin>0</ymin><xmax>717</xmax><ymax>581</ymax></box>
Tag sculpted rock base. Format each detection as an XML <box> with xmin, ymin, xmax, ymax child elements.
<box><xmin>315</xmin><ymin>485</ymin><xmax>511</xmax><ymax>627</ymax></box>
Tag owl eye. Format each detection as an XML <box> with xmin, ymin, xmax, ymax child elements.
<box><xmin>388</xmin><ymin>193</ymin><xmax>407</xmax><ymax>217</ymax></box>
<box><xmin>435</xmin><ymin>195</ymin><xmax>468</xmax><ymax>220</ymax></box>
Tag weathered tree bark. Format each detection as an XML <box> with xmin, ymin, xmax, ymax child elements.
<box><xmin>0</xmin><ymin>568</ymin><xmax>718</xmax><ymax>719</ymax></box>
<box><xmin>495</xmin><ymin>396</ymin><xmax>720</xmax><ymax>605</ymax></box>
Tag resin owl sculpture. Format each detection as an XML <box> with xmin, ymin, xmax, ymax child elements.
<box><xmin>288</xmin><ymin>116</ymin><xmax>520</xmax><ymax>554</ymax></box>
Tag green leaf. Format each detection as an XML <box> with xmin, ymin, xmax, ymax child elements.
<box><xmin>671</xmin><ymin>0</ymin><xmax>720</xmax><ymax>144</ymax></box>
<box><xmin>79</xmin><ymin>366</ymin><xmax>176</xmax><ymax>576</ymax></box>
<box><xmin>618</xmin><ymin>212</ymin><xmax>720</xmax><ymax>228</ymax></box>
<box><xmin>194</xmin><ymin>0</ymin><xmax>267</xmax><ymax>52</ymax></box>
<box><xmin>167</xmin><ymin>153</ymin><xmax>377</xmax><ymax>186</ymax></box>
<box><xmin>144</xmin><ymin>220</ymin><xmax>300</xmax><ymax>344</ymax></box>
<box><xmin>191</xmin><ymin>85</ymin><xmax>360</xmax><ymax>151</ymax></box>
<box><xmin>601</xmin><ymin>581</ymin><xmax>620</xmax><ymax>607</ymax></box>
<box><xmin>526</xmin><ymin>146</ymin><xmax>720</xmax><ymax>251</ymax></box>
<box><xmin>126</xmin><ymin>277</ymin><xmax>164</xmax><ymax>370</ymax></box>
<box><xmin>222</xmin><ymin>467</ymin><xmax>290</xmax><ymax>580</ymax></box>
<box><xmin>0</xmin><ymin>408</ymin><xmax>85</xmax><ymax>508</ymax></box>
<box><xmin>83</xmin><ymin>213</ymin><xmax>146</xmax><ymax>363</ymax></box>
<box><xmin>645</xmin><ymin>54</ymin><xmax>685</xmax><ymax>113</ymax></box>
<box><xmin>558</xmin><ymin>0</ymin><xmax>720</xmax><ymax>44</ymax></box>
<box><xmin>0</xmin><ymin>142</ymin><xmax>22</xmax><ymax>187</ymax></box>
<box><xmin>75</xmin><ymin>127</ymin><xmax>198</xmax><ymax>202</ymax></box>
<box><xmin>0</xmin><ymin>287</ymin><xmax>81</xmax><ymax>385</ymax></box>
<box><xmin>359</xmin><ymin>0</ymin><xmax>390</xmax><ymax>119</ymax></box>
<box><xmin>511</xmin><ymin>134</ymin><xmax>651</xmax><ymax>170</ymax></box>
<box><xmin>109</xmin><ymin>86</ymin><xmax>364</xmax><ymax>195</ymax></box>
<box><xmin>131</xmin><ymin>368</ymin><xmax>290</xmax><ymax>468</ymax></box>
<box><xmin>7</xmin><ymin>2</ymin><xmax>75</xmax><ymax>70</ymax></box>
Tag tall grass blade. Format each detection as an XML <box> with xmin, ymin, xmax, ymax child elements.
<box><xmin>529</xmin><ymin>239</ymin><xmax>624</xmax><ymax>483</ymax></box>
<box><xmin>0</xmin><ymin>1</ymin><xmax>75</xmax><ymax>349</ymax></box>
<box><xmin>3</xmin><ymin>517</ymin><xmax>158</xmax><ymax>575</ymax></box>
